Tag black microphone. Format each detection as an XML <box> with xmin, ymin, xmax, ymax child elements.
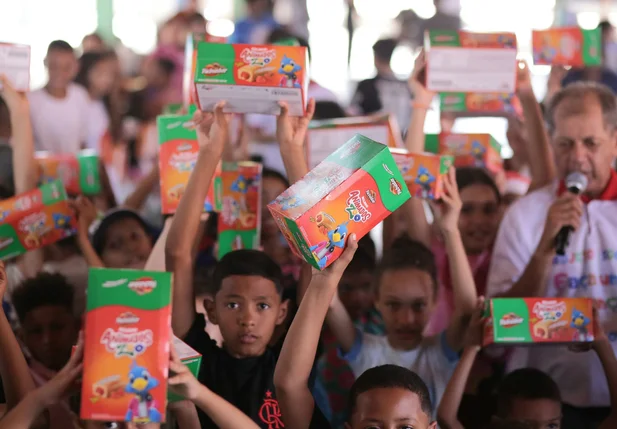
<box><xmin>555</xmin><ymin>172</ymin><xmax>588</xmax><ymax>256</ymax></box>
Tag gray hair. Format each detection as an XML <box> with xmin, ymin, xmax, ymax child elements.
<box><xmin>545</xmin><ymin>81</ymin><xmax>617</xmax><ymax>134</ymax></box>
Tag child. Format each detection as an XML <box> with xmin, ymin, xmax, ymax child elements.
<box><xmin>10</xmin><ymin>272</ymin><xmax>80</xmax><ymax>427</ymax></box>
<box><xmin>326</xmin><ymin>168</ymin><xmax>477</xmax><ymax>413</ymax></box>
<box><xmin>166</xmin><ymin>102</ymin><xmax>325</xmax><ymax>428</ymax></box>
<box><xmin>28</xmin><ymin>40</ymin><xmax>91</xmax><ymax>153</ymax></box>
<box><xmin>273</xmin><ymin>234</ymin><xmax>436</xmax><ymax>429</ymax></box>
<box><xmin>437</xmin><ymin>305</ymin><xmax>617</xmax><ymax>429</ymax></box>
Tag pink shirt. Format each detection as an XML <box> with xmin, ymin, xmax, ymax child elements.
<box><xmin>425</xmin><ymin>240</ymin><xmax>492</xmax><ymax>336</ymax></box>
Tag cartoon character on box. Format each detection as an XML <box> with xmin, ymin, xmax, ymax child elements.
<box><xmin>497</xmin><ymin>34</ymin><xmax>516</xmax><ymax>48</ymax></box>
<box><xmin>571</xmin><ymin>308</ymin><xmax>592</xmax><ymax>341</ymax></box>
<box><xmin>125</xmin><ymin>362</ymin><xmax>162</xmax><ymax>423</ymax></box>
<box><xmin>414</xmin><ymin>166</ymin><xmax>435</xmax><ymax>198</ymax></box>
<box><xmin>310</xmin><ymin>223</ymin><xmax>348</xmax><ymax>269</ymax></box>
<box><xmin>471</xmin><ymin>141</ymin><xmax>486</xmax><ymax>166</ymax></box>
<box><xmin>279</xmin><ymin>55</ymin><xmax>302</xmax><ymax>89</ymax></box>
<box><xmin>537</xmin><ymin>35</ymin><xmax>557</xmax><ymax>63</ymax></box>
<box><xmin>52</xmin><ymin>213</ymin><xmax>73</xmax><ymax>235</ymax></box>
<box><xmin>280</xmin><ymin>195</ymin><xmax>304</xmax><ymax>211</ymax></box>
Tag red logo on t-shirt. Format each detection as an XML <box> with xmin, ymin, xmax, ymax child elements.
<box><xmin>258</xmin><ymin>390</ymin><xmax>284</xmax><ymax>428</ymax></box>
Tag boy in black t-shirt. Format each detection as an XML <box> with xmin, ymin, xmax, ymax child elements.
<box><xmin>166</xmin><ymin>101</ymin><xmax>325</xmax><ymax>428</ymax></box>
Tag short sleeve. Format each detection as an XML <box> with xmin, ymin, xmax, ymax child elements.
<box><xmin>338</xmin><ymin>329</ymin><xmax>384</xmax><ymax>378</ymax></box>
<box><xmin>439</xmin><ymin>331</ymin><xmax>459</xmax><ymax>364</ymax></box>
<box><xmin>486</xmin><ymin>203</ymin><xmax>535</xmax><ymax>297</ymax></box>
<box><xmin>182</xmin><ymin>313</ymin><xmax>217</xmax><ymax>358</ymax></box>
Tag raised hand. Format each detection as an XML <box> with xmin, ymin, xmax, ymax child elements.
<box><xmin>70</xmin><ymin>196</ymin><xmax>98</xmax><ymax>237</ymax></box>
<box><xmin>463</xmin><ymin>297</ymin><xmax>486</xmax><ymax>350</ymax></box>
<box><xmin>431</xmin><ymin>167</ymin><xmax>463</xmax><ymax>234</ymax></box>
<box><xmin>311</xmin><ymin>233</ymin><xmax>358</xmax><ymax>286</ymax></box>
<box><xmin>194</xmin><ymin>101</ymin><xmax>231</xmax><ymax>158</ymax></box>
<box><xmin>516</xmin><ymin>60</ymin><xmax>534</xmax><ymax>96</ymax></box>
<box><xmin>0</xmin><ymin>74</ymin><xmax>28</xmax><ymax>115</ymax></box>
<box><xmin>276</xmin><ymin>98</ymin><xmax>316</xmax><ymax>152</ymax></box>
<box><xmin>407</xmin><ymin>50</ymin><xmax>434</xmax><ymax>106</ymax></box>
<box><xmin>168</xmin><ymin>343</ymin><xmax>203</xmax><ymax>401</ymax></box>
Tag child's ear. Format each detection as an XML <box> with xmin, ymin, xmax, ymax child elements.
<box><xmin>204</xmin><ymin>297</ymin><xmax>218</xmax><ymax>325</ymax></box>
<box><xmin>275</xmin><ymin>299</ymin><xmax>289</xmax><ymax>326</ymax></box>
<box><xmin>428</xmin><ymin>421</ymin><xmax>438</xmax><ymax>429</ymax></box>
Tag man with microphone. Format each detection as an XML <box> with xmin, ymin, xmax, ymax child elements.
<box><xmin>486</xmin><ymin>81</ymin><xmax>617</xmax><ymax>429</ymax></box>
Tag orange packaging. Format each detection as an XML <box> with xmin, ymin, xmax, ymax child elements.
<box><xmin>532</xmin><ymin>27</ymin><xmax>602</xmax><ymax>66</ymax></box>
<box><xmin>307</xmin><ymin>115</ymin><xmax>403</xmax><ymax>169</ymax></box>
<box><xmin>35</xmin><ymin>150</ymin><xmax>101</xmax><ymax>195</ymax></box>
<box><xmin>268</xmin><ymin>134</ymin><xmax>410</xmax><ymax>270</ymax></box>
<box><xmin>439</xmin><ymin>92</ymin><xmax>522</xmax><ymax>118</ymax></box>
<box><xmin>425</xmin><ymin>30</ymin><xmax>518</xmax><ymax>93</ymax></box>
<box><xmin>389</xmin><ymin>149</ymin><xmax>453</xmax><ymax>200</ymax></box>
<box><xmin>424</xmin><ymin>133</ymin><xmax>503</xmax><ymax>174</ymax></box>
<box><xmin>81</xmin><ymin>268</ymin><xmax>172</xmax><ymax>423</ymax></box>
<box><xmin>0</xmin><ymin>42</ymin><xmax>31</xmax><ymax>91</ymax></box>
<box><xmin>0</xmin><ymin>180</ymin><xmax>76</xmax><ymax>261</ymax></box>
<box><xmin>157</xmin><ymin>114</ymin><xmax>221</xmax><ymax>214</ymax></box>
<box><xmin>193</xmin><ymin>42</ymin><xmax>309</xmax><ymax>115</ymax></box>
<box><xmin>483</xmin><ymin>298</ymin><xmax>595</xmax><ymax>346</ymax></box>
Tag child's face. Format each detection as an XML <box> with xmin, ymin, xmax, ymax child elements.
<box><xmin>45</xmin><ymin>50</ymin><xmax>77</xmax><ymax>91</ymax></box>
<box><xmin>346</xmin><ymin>387</ymin><xmax>436</xmax><ymax>429</ymax></box>
<box><xmin>207</xmin><ymin>275</ymin><xmax>288</xmax><ymax>358</ymax></box>
<box><xmin>505</xmin><ymin>398</ymin><xmax>561</xmax><ymax>429</ymax></box>
<box><xmin>338</xmin><ymin>269</ymin><xmax>375</xmax><ymax>321</ymax></box>
<box><xmin>261</xmin><ymin>176</ymin><xmax>287</xmax><ymax>238</ymax></box>
<box><xmin>89</xmin><ymin>58</ymin><xmax>117</xmax><ymax>98</ymax></box>
<box><xmin>458</xmin><ymin>184</ymin><xmax>500</xmax><ymax>255</ymax></box>
<box><xmin>376</xmin><ymin>268</ymin><xmax>435</xmax><ymax>350</ymax></box>
<box><xmin>20</xmin><ymin>305</ymin><xmax>78</xmax><ymax>371</ymax></box>
<box><xmin>101</xmin><ymin>218</ymin><xmax>153</xmax><ymax>269</ymax></box>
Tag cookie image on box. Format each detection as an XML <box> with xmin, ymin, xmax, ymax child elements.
<box><xmin>93</xmin><ymin>375</ymin><xmax>125</xmax><ymax>399</ymax></box>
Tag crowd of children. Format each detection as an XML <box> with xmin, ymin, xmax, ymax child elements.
<box><xmin>0</xmin><ymin>3</ymin><xmax>617</xmax><ymax>429</ymax></box>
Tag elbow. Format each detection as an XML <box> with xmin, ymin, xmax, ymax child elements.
<box><xmin>273</xmin><ymin>368</ymin><xmax>306</xmax><ymax>394</ymax></box>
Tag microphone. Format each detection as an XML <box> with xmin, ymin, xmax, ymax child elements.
<box><xmin>554</xmin><ymin>172</ymin><xmax>588</xmax><ymax>256</ymax></box>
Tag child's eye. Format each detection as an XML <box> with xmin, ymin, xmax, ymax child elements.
<box><xmin>226</xmin><ymin>302</ymin><xmax>239</xmax><ymax>309</ymax></box>
<box><xmin>386</xmin><ymin>302</ymin><xmax>401</xmax><ymax>310</ymax></box>
<box><xmin>258</xmin><ymin>303</ymin><xmax>270</xmax><ymax>310</ymax></box>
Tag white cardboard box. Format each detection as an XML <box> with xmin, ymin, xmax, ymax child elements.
<box><xmin>0</xmin><ymin>43</ymin><xmax>30</xmax><ymax>91</ymax></box>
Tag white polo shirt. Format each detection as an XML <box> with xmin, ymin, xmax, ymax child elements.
<box><xmin>486</xmin><ymin>177</ymin><xmax>617</xmax><ymax>407</ymax></box>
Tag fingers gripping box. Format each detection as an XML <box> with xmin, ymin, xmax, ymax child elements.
<box><xmin>36</xmin><ymin>150</ymin><xmax>101</xmax><ymax>195</ymax></box>
<box><xmin>168</xmin><ymin>336</ymin><xmax>202</xmax><ymax>403</ymax></box>
<box><xmin>157</xmin><ymin>114</ymin><xmax>221</xmax><ymax>214</ymax></box>
<box><xmin>268</xmin><ymin>134</ymin><xmax>411</xmax><ymax>270</ymax></box>
<box><xmin>425</xmin><ymin>133</ymin><xmax>503</xmax><ymax>174</ymax></box>
<box><xmin>307</xmin><ymin>115</ymin><xmax>404</xmax><ymax>169</ymax></box>
<box><xmin>0</xmin><ymin>180</ymin><xmax>77</xmax><ymax>261</ymax></box>
<box><xmin>425</xmin><ymin>30</ymin><xmax>518</xmax><ymax>93</ymax></box>
<box><xmin>532</xmin><ymin>27</ymin><xmax>602</xmax><ymax>66</ymax></box>
<box><xmin>193</xmin><ymin>42</ymin><xmax>309</xmax><ymax>115</ymax></box>
<box><xmin>439</xmin><ymin>92</ymin><xmax>522</xmax><ymax>118</ymax></box>
<box><xmin>483</xmin><ymin>298</ymin><xmax>595</xmax><ymax>346</ymax></box>
<box><xmin>389</xmin><ymin>149</ymin><xmax>453</xmax><ymax>200</ymax></box>
<box><xmin>81</xmin><ymin>269</ymin><xmax>172</xmax><ymax>423</ymax></box>
<box><xmin>217</xmin><ymin>161</ymin><xmax>263</xmax><ymax>258</ymax></box>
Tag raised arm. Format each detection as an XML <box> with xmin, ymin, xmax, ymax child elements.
<box><xmin>71</xmin><ymin>196</ymin><xmax>105</xmax><ymax>268</ymax></box>
<box><xmin>516</xmin><ymin>61</ymin><xmax>556</xmax><ymax>192</ymax></box>
<box><xmin>276</xmin><ymin>98</ymin><xmax>315</xmax><ymax>184</ymax></box>
<box><xmin>122</xmin><ymin>164</ymin><xmax>159</xmax><ymax>211</ymax></box>
<box><xmin>402</xmin><ymin>52</ymin><xmax>434</xmax><ymax>248</ymax></box>
<box><xmin>166</xmin><ymin>103</ymin><xmax>229</xmax><ymax>338</ymax></box>
<box><xmin>274</xmin><ymin>236</ymin><xmax>358</xmax><ymax>429</ymax></box>
<box><xmin>436</xmin><ymin>169</ymin><xmax>478</xmax><ymax>350</ymax></box>
<box><xmin>0</xmin><ymin>75</ymin><xmax>42</xmax><ymax>278</ymax></box>
<box><xmin>437</xmin><ymin>298</ymin><xmax>484</xmax><ymax>429</ymax></box>
<box><xmin>0</xmin><ymin>261</ymin><xmax>36</xmax><ymax>410</ymax></box>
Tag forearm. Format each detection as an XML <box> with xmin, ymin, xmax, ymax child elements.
<box><xmin>0</xmin><ymin>312</ymin><xmax>36</xmax><ymax>409</ymax></box>
<box><xmin>437</xmin><ymin>346</ymin><xmax>478</xmax><ymax>429</ymax></box>
<box><xmin>144</xmin><ymin>217</ymin><xmax>173</xmax><ymax>271</ymax></box>
<box><xmin>275</xmin><ymin>278</ymin><xmax>336</xmax><ymax>429</ymax></box>
<box><xmin>0</xmin><ymin>391</ymin><xmax>45</xmax><ymax>429</ymax></box>
<box><xmin>595</xmin><ymin>339</ymin><xmax>617</xmax><ymax>411</ymax></box>
<box><xmin>170</xmin><ymin>401</ymin><xmax>201</xmax><ymax>429</ymax></box>
<box><xmin>10</xmin><ymin>109</ymin><xmax>37</xmax><ymax>194</ymax></box>
<box><xmin>77</xmin><ymin>235</ymin><xmax>105</xmax><ymax>268</ymax></box>
<box><xmin>404</xmin><ymin>105</ymin><xmax>428</xmax><ymax>153</ymax></box>
<box><xmin>193</xmin><ymin>384</ymin><xmax>259</xmax><ymax>429</ymax></box>
<box><xmin>326</xmin><ymin>296</ymin><xmax>357</xmax><ymax>355</ymax></box>
<box><xmin>280</xmin><ymin>147</ymin><xmax>308</xmax><ymax>184</ymax></box>
<box><xmin>518</xmin><ymin>92</ymin><xmax>555</xmax><ymax>191</ymax></box>
<box><xmin>444</xmin><ymin>229</ymin><xmax>477</xmax><ymax>315</ymax></box>
<box><xmin>122</xmin><ymin>166</ymin><xmax>159</xmax><ymax>211</ymax></box>
<box><xmin>499</xmin><ymin>251</ymin><xmax>553</xmax><ymax>298</ymax></box>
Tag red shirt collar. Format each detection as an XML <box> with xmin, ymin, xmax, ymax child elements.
<box><xmin>557</xmin><ymin>170</ymin><xmax>617</xmax><ymax>202</ymax></box>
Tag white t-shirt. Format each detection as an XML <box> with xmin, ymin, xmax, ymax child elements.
<box><xmin>28</xmin><ymin>84</ymin><xmax>91</xmax><ymax>153</ymax></box>
<box><xmin>486</xmin><ymin>182</ymin><xmax>617</xmax><ymax>407</ymax></box>
<box><xmin>85</xmin><ymin>99</ymin><xmax>110</xmax><ymax>151</ymax></box>
<box><xmin>341</xmin><ymin>329</ymin><xmax>459</xmax><ymax>414</ymax></box>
